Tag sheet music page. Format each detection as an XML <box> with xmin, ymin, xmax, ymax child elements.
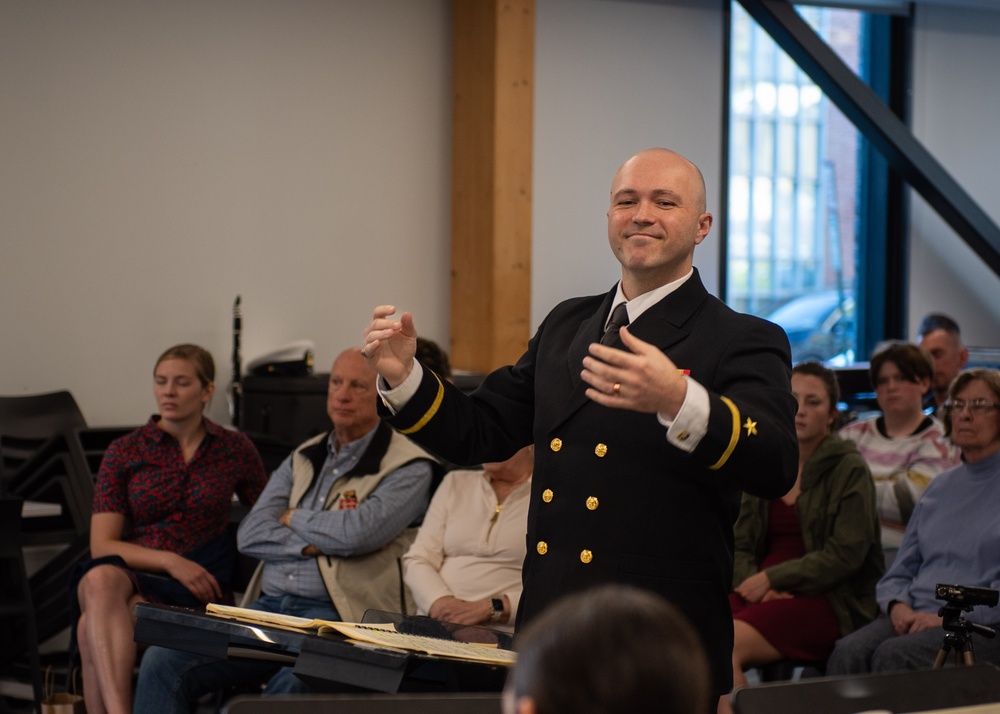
<box><xmin>320</xmin><ymin>622</ymin><xmax>516</xmax><ymax>666</ymax></box>
<box><xmin>205</xmin><ymin>603</ymin><xmax>515</xmax><ymax>665</ymax></box>
<box><xmin>205</xmin><ymin>603</ymin><xmax>393</xmax><ymax>633</ymax></box>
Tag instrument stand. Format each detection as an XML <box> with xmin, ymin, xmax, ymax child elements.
<box><xmin>932</xmin><ymin>603</ymin><xmax>996</xmax><ymax>668</ymax></box>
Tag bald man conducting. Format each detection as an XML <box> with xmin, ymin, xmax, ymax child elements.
<box><xmin>364</xmin><ymin>148</ymin><xmax>797</xmax><ymax>703</ymax></box>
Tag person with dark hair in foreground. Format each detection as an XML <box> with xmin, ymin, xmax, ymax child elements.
<box><xmin>504</xmin><ymin>584</ymin><xmax>711</xmax><ymax>714</ymax></box>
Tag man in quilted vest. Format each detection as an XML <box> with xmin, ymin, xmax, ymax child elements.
<box><xmin>135</xmin><ymin>348</ymin><xmax>438</xmax><ymax>711</ymax></box>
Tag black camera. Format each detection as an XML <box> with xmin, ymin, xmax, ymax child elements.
<box><xmin>936</xmin><ymin>583</ymin><xmax>1000</xmax><ymax>608</ymax></box>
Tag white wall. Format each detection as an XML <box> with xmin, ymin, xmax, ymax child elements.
<box><xmin>3</xmin><ymin>0</ymin><xmax>997</xmax><ymax>428</ymax></box>
<box><xmin>1</xmin><ymin>0</ymin><xmax>726</xmax><ymax>427</ymax></box>
<box><xmin>907</xmin><ymin>5</ymin><xmax>1000</xmax><ymax>346</ymax></box>
<box><xmin>0</xmin><ymin>0</ymin><xmax>453</xmax><ymax>426</ymax></box>
<box><xmin>533</xmin><ymin>0</ymin><xmax>725</xmax><ymax>325</ymax></box>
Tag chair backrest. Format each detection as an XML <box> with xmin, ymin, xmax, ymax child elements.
<box><xmin>6</xmin><ymin>434</ymin><xmax>93</xmax><ymax>542</ymax></box>
<box><xmin>242</xmin><ymin>431</ymin><xmax>295</xmax><ymax>475</ymax></box>
<box><xmin>0</xmin><ymin>497</ymin><xmax>26</xmax><ymax>549</ymax></box>
<box><xmin>0</xmin><ymin>391</ymin><xmax>87</xmax><ymax>478</ymax></box>
<box><xmin>13</xmin><ymin>426</ymin><xmax>135</xmax><ymax>648</ymax></box>
<box><xmin>731</xmin><ymin>664</ymin><xmax>1000</xmax><ymax>714</ymax></box>
<box><xmin>5</xmin><ymin>426</ymin><xmax>136</xmax><ymax>545</ymax></box>
<box><xmin>0</xmin><ymin>497</ymin><xmax>32</xmax><ymax>665</ymax></box>
<box><xmin>0</xmin><ymin>421</ymin><xmax>131</xmax><ymax>672</ymax></box>
<box><xmin>224</xmin><ymin>693</ymin><xmax>503</xmax><ymax>714</ymax></box>
<box><xmin>74</xmin><ymin>426</ymin><xmax>135</xmax><ymax>476</ymax></box>
<box><xmin>29</xmin><ymin>532</ymin><xmax>90</xmax><ymax>645</ymax></box>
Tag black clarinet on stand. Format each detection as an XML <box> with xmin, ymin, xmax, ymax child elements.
<box><xmin>231</xmin><ymin>295</ymin><xmax>243</xmax><ymax>428</ymax></box>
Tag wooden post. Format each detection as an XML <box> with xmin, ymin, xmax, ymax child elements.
<box><xmin>450</xmin><ymin>0</ymin><xmax>534</xmax><ymax>373</ymax></box>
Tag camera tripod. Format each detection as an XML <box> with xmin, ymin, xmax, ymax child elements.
<box><xmin>932</xmin><ymin>602</ymin><xmax>997</xmax><ymax>667</ymax></box>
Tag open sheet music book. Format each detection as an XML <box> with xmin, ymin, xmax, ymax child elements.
<box><xmin>205</xmin><ymin>603</ymin><xmax>517</xmax><ymax>666</ymax></box>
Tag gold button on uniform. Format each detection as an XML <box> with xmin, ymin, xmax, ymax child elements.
<box><xmin>580</xmin><ymin>549</ymin><xmax>593</xmax><ymax>564</ymax></box>
<box><xmin>586</xmin><ymin>496</ymin><xmax>599</xmax><ymax>510</ymax></box>
<box><xmin>595</xmin><ymin>443</ymin><xmax>608</xmax><ymax>457</ymax></box>
<box><xmin>536</xmin><ymin>541</ymin><xmax>548</xmax><ymax>555</ymax></box>
<box><xmin>542</xmin><ymin>489</ymin><xmax>553</xmax><ymax>503</ymax></box>
<box><xmin>550</xmin><ymin>438</ymin><xmax>562</xmax><ymax>452</ymax></box>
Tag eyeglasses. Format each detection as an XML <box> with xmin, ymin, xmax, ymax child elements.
<box><xmin>942</xmin><ymin>399</ymin><xmax>1000</xmax><ymax>415</ymax></box>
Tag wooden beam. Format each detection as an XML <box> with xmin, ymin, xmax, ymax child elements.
<box><xmin>450</xmin><ymin>0</ymin><xmax>534</xmax><ymax>373</ymax></box>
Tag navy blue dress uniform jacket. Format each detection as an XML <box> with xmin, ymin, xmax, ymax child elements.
<box><xmin>381</xmin><ymin>269</ymin><xmax>798</xmax><ymax>693</ymax></box>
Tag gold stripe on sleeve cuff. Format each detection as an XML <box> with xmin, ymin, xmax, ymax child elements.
<box><xmin>398</xmin><ymin>375</ymin><xmax>445</xmax><ymax>435</ymax></box>
<box><xmin>708</xmin><ymin>396</ymin><xmax>740</xmax><ymax>471</ymax></box>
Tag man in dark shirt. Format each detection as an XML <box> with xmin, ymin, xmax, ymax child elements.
<box><xmin>917</xmin><ymin>312</ymin><xmax>968</xmax><ymax>414</ymax></box>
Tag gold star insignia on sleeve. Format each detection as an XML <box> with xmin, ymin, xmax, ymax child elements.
<box><xmin>743</xmin><ymin>417</ymin><xmax>758</xmax><ymax>437</ymax></box>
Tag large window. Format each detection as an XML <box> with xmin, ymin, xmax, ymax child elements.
<box><xmin>727</xmin><ymin>3</ymin><xmax>883</xmax><ymax>365</ymax></box>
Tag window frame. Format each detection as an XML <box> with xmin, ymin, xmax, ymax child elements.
<box><xmin>720</xmin><ymin>1</ymin><xmax>907</xmax><ymax>364</ymax></box>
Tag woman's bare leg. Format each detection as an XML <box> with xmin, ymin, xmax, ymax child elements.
<box><xmin>77</xmin><ymin>610</ymin><xmax>105</xmax><ymax>714</ymax></box>
<box><xmin>76</xmin><ymin>565</ymin><xmax>143</xmax><ymax>714</ymax></box>
<box><xmin>717</xmin><ymin>693</ymin><xmax>734</xmax><ymax>714</ymax></box>
<box><xmin>731</xmin><ymin>619</ymin><xmax>782</xmax><ymax>689</ymax></box>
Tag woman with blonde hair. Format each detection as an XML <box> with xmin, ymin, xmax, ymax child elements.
<box><xmin>73</xmin><ymin>344</ymin><xmax>267</xmax><ymax>714</ymax></box>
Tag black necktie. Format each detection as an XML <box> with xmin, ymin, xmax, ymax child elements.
<box><xmin>601</xmin><ymin>302</ymin><xmax>630</xmax><ymax>347</ymax></box>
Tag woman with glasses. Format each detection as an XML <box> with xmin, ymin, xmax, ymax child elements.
<box><xmin>826</xmin><ymin>368</ymin><xmax>1000</xmax><ymax>674</ymax></box>
<box><xmin>839</xmin><ymin>341</ymin><xmax>960</xmax><ymax>548</ymax></box>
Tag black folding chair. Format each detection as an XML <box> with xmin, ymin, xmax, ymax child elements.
<box><xmin>0</xmin><ymin>497</ymin><xmax>44</xmax><ymax>713</ymax></box>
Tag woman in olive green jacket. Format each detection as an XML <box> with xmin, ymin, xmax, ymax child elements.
<box><xmin>729</xmin><ymin>362</ymin><xmax>883</xmax><ymax>690</ymax></box>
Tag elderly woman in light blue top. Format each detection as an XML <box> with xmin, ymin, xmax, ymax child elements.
<box><xmin>827</xmin><ymin>368</ymin><xmax>1000</xmax><ymax>674</ymax></box>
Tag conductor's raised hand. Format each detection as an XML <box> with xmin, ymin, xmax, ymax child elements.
<box><xmin>581</xmin><ymin>326</ymin><xmax>687</xmax><ymax>419</ymax></box>
<box><xmin>363</xmin><ymin>305</ymin><xmax>417</xmax><ymax>388</ymax></box>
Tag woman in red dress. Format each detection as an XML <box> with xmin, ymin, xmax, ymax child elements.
<box><xmin>729</xmin><ymin>361</ymin><xmax>884</xmax><ymax>691</ymax></box>
<box><xmin>73</xmin><ymin>344</ymin><xmax>267</xmax><ymax>714</ymax></box>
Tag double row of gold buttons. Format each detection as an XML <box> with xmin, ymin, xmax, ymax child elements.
<box><xmin>536</xmin><ymin>437</ymin><xmax>605</xmax><ymax>565</ymax></box>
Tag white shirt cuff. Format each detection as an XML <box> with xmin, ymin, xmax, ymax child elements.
<box><xmin>377</xmin><ymin>361</ymin><xmax>424</xmax><ymax>415</ymax></box>
<box><xmin>657</xmin><ymin>376</ymin><xmax>708</xmax><ymax>452</ymax></box>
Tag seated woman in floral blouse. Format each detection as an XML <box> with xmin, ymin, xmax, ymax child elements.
<box><xmin>73</xmin><ymin>344</ymin><xmax>267</xmax><ymax>714</ymax></box>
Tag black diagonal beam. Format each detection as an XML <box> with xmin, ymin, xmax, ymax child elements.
<box><xmin>738</xmin><ymin>0</ymin><xmax>1000</xmax><ymax>276</ymax></box>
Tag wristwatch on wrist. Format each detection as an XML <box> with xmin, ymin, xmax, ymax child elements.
<box><xmin>489</xmin><ymin>597</ymin><xmax>504</xmax><ymax>622</ymax></box>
